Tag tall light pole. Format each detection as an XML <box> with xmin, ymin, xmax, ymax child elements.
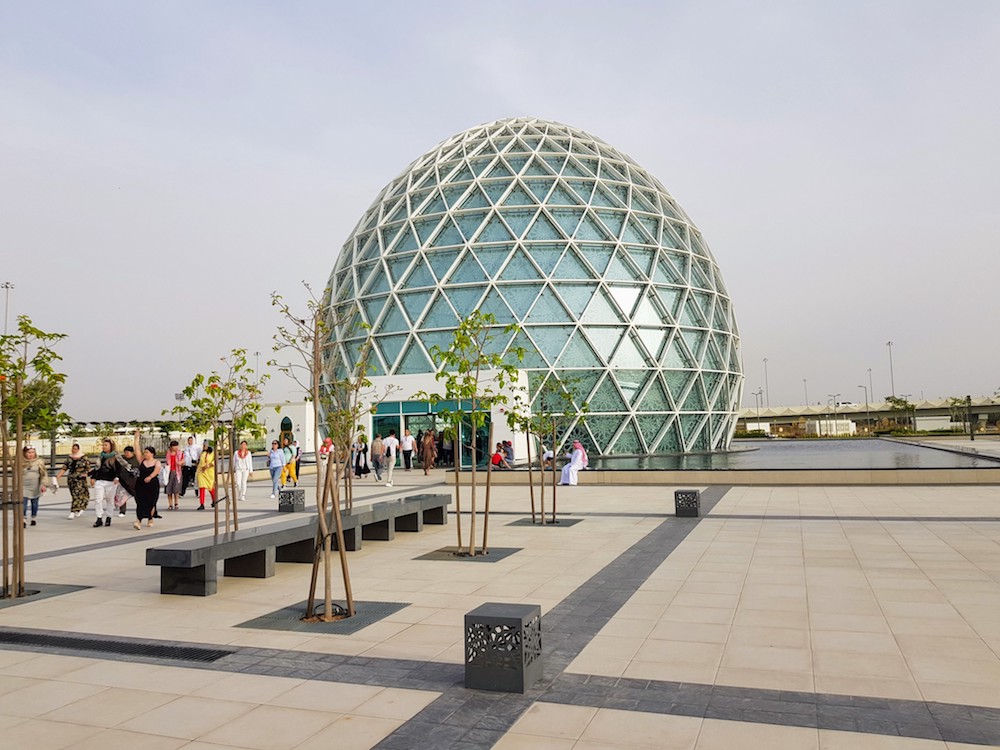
<box><xmin>901</xmin><ymin>393</ymin><xmax>914</xmax><ymax>432</ymax></box>
<box><xmin>886</xmin><ymin>341</ymin><xmax>895</xmax><ymax>397</ymax></box>
<box><xmin>763</xmin><ymin>357</ymin><xmax>770</xmax><ymax>408</ymax></box>
<box><xmin>753</xmin><ymin>388</ymin><xmax>763</xmax><ymax>428</ymax></box>
<box><xmin>829</xmin><ymin>393</ymin><xmax>840</xmax><ymax>437</ymax></box>
<box><xmin>803</xmin><ymin>378</ymin><xmax>808</xmax><ymax>405</ymax></box>
<box><xmin>1</xmin><ymin>281</ymin><xmax>13</xmax><ymax>334</ymax></box>
<box><xmin>858</xmin><ymin>385</ymin><xmax>870</xmax><ymax>435</ymax></box>
<box><xmin>867</xmin><ymin>367</ymin><xmax>874</xmax><ymax>402</ymax></box>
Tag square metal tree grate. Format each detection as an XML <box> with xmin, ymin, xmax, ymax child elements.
<box><xmin>235</xmin><ymin>600</ymin><xmax>409</xmax><ymax>635</ymax></box>
<box><xmin>415</xmin><ymin>546</ymin><xmax>521</xmax><ymax>563</ymax></box>
<box><xmin>506</xmin><ymin>518</ymin><xmax>583</xmax><ymax>527</ymax></box>
<box><xmin>0</xmin><ymin>583</ymin><xmax>89</xmax><ymax>610</ymax></box>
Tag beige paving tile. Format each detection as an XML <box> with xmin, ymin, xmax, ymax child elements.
<box><xmin>819</xmin><ymin>728</ymin><xmax>946</xmax><ymax>748</ymax></box>
<box><xmin>58</xmin><ymin>727</ymin><xmax>190</xmax><ymax>750</ymax></box>
<box><xmin>699</xmin><ymin>718</ymin><xmax>820</xmax><ymax>750</ymax></box>
<box><xmin>812</xmin><ymin>650</ymin><xmax>911</xmax><ymax>680</ymax></box>
<box><xmin>118</xmin><ymin>695</ymin><xmax>254</xmax><ymax>740</ymax></box>
<box><xmin>727</xmin><ymin>626</ymin><xmax>810</xmax><ymax>649</ymax></box>
<box><xmin>0</xmin><ymin>654</ymin><xmax>97</xmax><ymax>679</ymax></box>
<box><xmin>0</xmin><ymin>678</ymin><xmax>106</xmax><ymax>717</ymax></box>
<box><xmin>633</xmin><ymin>639</ymin><xmax>724</xmax><ymax>668</ymax></box>
<box><xmin>296</xmin><ymin>714</ymin><xmax>403</xmax><ymax>749</ymax></box>
<box><xmin>0</xmin><ymin>716</ymin><xmax>103</xmax><ymax>749</ymax></box>
<box><xmin>494</xmin><ymin>733</ymin><xmax>575</xmax><ymax>749</ymax></box>
<box><xmin>351</xmin><ymin>687</ymin><xmax>437</xmax><ymax>720</ymax></box>
<box><xmin>42</xmin><ymin>686</ymin><xmax>179</xmax><ymax>728</ymax></box>
<box><xmin>199</xmin><ymin>704</ymin><xmax>338</xmax><ymax>750</ymax></box>
<box><xmin>509</xmin><ymin>703</ymin><xmax>598</xmax><ymax>740</ymax></box>
<box><xmin>720</xmin><ymin>645</ymin><xmax>812</xmax><ymax>673</ymax></box>
<box><xmin>716</xmin><ymin>666</ymin><xmax>815</xmax><ymax>692</ymax></box>
<box><xmin>0</xmin><ymin>675</ymin><xmax>43</xmax><ymax>698</ymax></box>
<box><xmin>580</xmin><ymin>708</ymin><xmax>701</xmax><ymax>749</ymax></box>
<box><xmin>814</xmin><ymin>674</ymin><xmax>922</xmax><ymax>701</ymax></box>
<box><xmin>268</xmin><ymin>681</ymin><xmax>385</xmax><ymax>713</ymax></box>
<box><xmin>918</xmin><ymin>681</ymin><xmax>1000</xmax><ymax>709</ymax></box>
<box><xmin>189</xmin><ymin>672</ymin><xmax>305</xmax><ymax>704</ymax></box>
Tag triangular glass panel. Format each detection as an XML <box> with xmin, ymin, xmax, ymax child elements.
<box><xmin>681</xmin><ymin>382</ymin><xmax>707</xmax><ymax>412</ymax></box>
<box><xmin>596</xmin><ymin>209</ymin><xmax>625</xmax><ymax>239</ymax></box>
<box><xmin>556</xmin><ymin>328</ymin><xmax>601</xmax><ymax>368</ymax></box>
<box><xmin>606</xmin><ymin>182</ymin><xmax>629</xmax><ymax>207</ymax></box>
<box><xmin>679</xmin><ymin>414</ymin><xmax>708</xmax><ymax>449</ymax></box>
<box><xmin>540</xmin><ymin>138</ymin><xmax>562</xmax><ymax>152</ymax></box>
<box><xmin>446</xmin><ymin>286</ymin><xmax>484</xmax><ymax>318</ymax></box>
<box><xmin>638</xmin><ymin>375</ymin><xmax>671</xmax><ymax>411</ymax></box>
<box><xmin>635</xmin><ymin>327</ymin><xmax>665</xmax><ymax>360</ymax></box>
<box><xmin>498</xmin><ymin>283</ymin><xmax>540</xmax><ymax>318</ymax></box>
<box><xmin>380</xmin><ymin>303</ymin><xmax>409</xmax><ymax>334</ymax></box>
<box><xmin>691</xmin><ymin>259</ymin><xmax>714</xmax><ymax>290</ymax></box>
<box><xmin>679</xmin><ymin>298</ymin><xmax>706</xmax><ymax>328</ymax></box>
<box><xmin>621</xmin><ymin>216</ymin><xmax>652</xmax><ymax>245</ymax></box>
<box><xmin>499</xmin><ymin>209</ymin><xmax>536</xmax><ymax>240</ymax></box>
<box><xmin>611</xmin><ymin>332</ymin><xmax>649</xmax><ymax>369</ymax></box>
<box><xmin>591</xmin><ymin>183</ymin><xmax>624</xmax><ymax>208</ymax></box>
<box><xmin>526</xmin><ymin>325</ymin><xmax>572</xmax><ymax>364</ymax></box>
<box><xmin>582</xmin><ymin>289</ymin><xmax>625</xmax><ymax>324</ymax></box>
<box><xmin>556</xmin><ymin>369</ymin><xmax>601</xmax><ymax>407</ymax></box>
<box><xmin>614</xmin><ymin>369</ymin><xmax>650</xmax><ymax>406</ymax></box>
<box><xmin>605</xmin><ymin>252</ymin><xmax>637</xmax><ymax>282</ymax></box>
<box><xmin>542</xmin><ymin>154</ymin><xmax>567</xmax><ymax>173</ymax></box>
<box><xmin>583</xmin><ymin>325</ymin><xmax>627</xmax><ymax>359</ymax></box>
<box><xmin>418</xmin><ymin>292</ymin><xmax>459</xmax><ymax>330</ymax></box>
<box><xmin>408</xmin><ymin>189</ymin><xmax>433</xmax><ymax>214</ymax></box>
<box><xmin>629</xmin><ymin>188</ymin><xmax>657</xmax><ymax>213</ymax></box>
<box><xmin>383</xmin><ymin>198</ymin><xmax>408</xmax><ymax>225</ymax></box>
<box><xmin>566</xmin><ymin>179</ymin><xmax>595</xmax><ymax>203</ymax></box>
<box><xmin>478</xmin><ymin>287</ymin><xmax>513</xmax><ymax>320</ymax></box>
<box><xmin>476</xmin><ymin>245</ymin><xmax>511</xmax><ymax>276</ymax></box>
<box><xmin>556</xmin><ymin>283</ymin><xmax>596</xmax><ymax>318</ymax></box>
<box><xmin>728</xmin><ymin>342</ymin><xmax>741</xmax><ymax>372</ymax></box>
<box><xmin>562</xmin><ymin>159</ymin><xmax>588</xmax><ymax>178</ymax></box>
<box><xmin>484</xmin><ymin>161</ymin><xmax>512</xmax><ymax>179</ymax></box>
<box><xmin>506</xmin><ymin>155</ymin><xmax>529</xmax><ymax>174</ymax></box>
<box><xmin>653</xmin><ymin>256</ymin><xmax>683</xmax><ymax>285</ymax></box>
<box><xmin>599</xmin><ymin>160</ymin><xmax>628</xmax><ymax>183</ymax></box>
<box><xmin>577</xmin><ymin>243</ymin><xmax>613</xmax><ymax>275</ymax></box>
<box><xmin>363</xmin><ymin>265</ymin><xmax>391</xmax><ymax>295</ymax></box>
<box><xmin>635</xmin><ymin>214</ymin><xmax>660</xmax><ymax>243</ymax></box>
<box><xmin>361</xmin><ymin>295</ymin><xmax>389</xmax><ymax>327</ymax></box>
<box><xmin>631</xmin><ymin>292</ymin><xmax>662</xmax><ymax>327</ymax></box>
<box><xmin>430</xmin><ymin>218</ymin><xmax>464</xmax><ymax>248</ymax></box>
<box><xmin>547</xmin><ymin>182</ymin><xmax>580</xmax><ymax>205</ymax></box>
<box><xmin>610</xmin><ymin>419</ymin><xmax>642</xmax><ymax>454</ymax></box>
<box><xmin>577</xmin><ymin>156</ymin><xmax>599</xmax><ymax>174</ymax></box>
<box><xmin>522</xmin><ymin>135</ymin><xmax>542</xmax><ymax>150</ymax></box>
<box><xmin>458</xmin><ymin>186</ymin><xmax>491</xmax><ymax>211</ymax></box>
<box><xmin>482</xmin><ymin>325</ymin><xmax>515</xmax><ymax>357</ymax></box>
<box><xmin>377</xmin><ymin>334</ymin><xmax>408</xmax><ymax>371</ymax></box>
<box><xmin>476</xmin><ymin>212</ymin><xmax>515</xmax><ymax>242</ymax></box>
<box><xmin>467</xmin><ymin>157</ymin><xmax>494</xmax><ymax>176</ymax></box>
<box><xmin>524</xmin><ymin>156</ymin><xmax>550</xmax><ymax>176</ymax></box>
<box><xmin>690</xmin><ymin>230</ymin><xmax>709</xmax><ymax>258</ymax></box>
<box><xmin>455</xmin><ymin>211</ymin><xmax>486</xmax><ymax>237</ymax></box>
<box><xmin>589</xmin><ymin>376</ymin><xmax>627</xmax><ymax>412</ymax></box>
<box><xmin>658</xmin><ymin>420</ymin><xmax>681</xmax><ymax>453</ymax></box>
<box><xmin>500</xmin><ymin>184</ymin><xmax>535</xmax><ymax>206</ymax></box>
<box><xmin>525</xmin><ymin>212</ymin><xmax>563</xmax><ymax>241</ymax></box>
<box><xmin>404</xmin><ymin>257</ymin><xmax>436</xmax><ymax>288</ymax></box>
<box><xmin>391</xmin><ymin>224</ymin><xmax>420</xmax><ymax>254</ymax></box>
<box><xmin>702</xmin><ymin>371</ymin><xmax>724</xmax><ymax>403</ymax></box>
<box><xmin>480</xmin><ymin>181</ymin><xmax>509</xmax><ymax>205</ymax></box>
<box><xmin>576</xmin><ymin>211</ymin><xmax>612</xmax><ymax>241</ymax></box>
<box><xmin>637</xmin><ymin>414</ymin><xmax>666</xmax><ymax>451</ymax></box>
<box><xmin>386</xmin><ymin>254</ymin><xmax>414</xmax><ymax>285</ymax></box>
<box><xmin>500</xmin><ymin>249</ymin><xmax>542</xmax><ymax>283</ymax></box>
<box><xmin>505</xmin><ymin>330</ymin><xmax>545</xmax><ymax>368</ymax></box>
<box><xmin>419</xmin><ymin>191</ymin><xmax>448</xmax><ymax>216</ymax></box>
<box><xmin>655</xmin><ymin>286</ymin><xmax>683</xmax><ymax>318</ymax></box>
<box><xmin>397</xmin><ymin>338</ymin><xmax>432</xmax><ymax>375</ymax></box>
<box><xmin>607</xmin><ymin>284</ymin><xmax>641</xmax><ymax>318</ymax></box>
<box><xmin>413</xmin><ymin>217</ymin><xmax>439</xmax><ymax>246</ymax></box>
<box><xmin>399</xmin><ymin>290</ymin><xmax>433</xmax><ymax>325</ymax></box>
<box><xmin>526</xmin><ymin>244</ymin><xmax>563</xmax><ymax>276</ymax></box>
<box><xmin>681</xmin><ymin>329</ymin><xmax>706</xmax><ymax>359</ymax></box>
<box><xmin>664</xmin><ymin>369</ymin><xmax>693</xmax><ymax>404</ymax></box>
<box><xmin>663</xmin><ymin>333</ymin><xmax>695</xmax><ymax>369</ymax></box>
<box><xmin>625</xmin><ymin>247</ymin><xmax>656</xmax><ymax>278</ymax></box>
<box><xmin>448</xmin><ymin>251</ymin><xmax>487</xmax><ymax>284</ymax></box>
<box><xmin>526</xmin><ymin>285</ymin><xmax>568</xmax><ymax>323</ymax></box>
<box><xmin>552</xmin><ymin>248</ymin><xmax>594</xmax><ymax>280</ymax></box>
<box><xmin>550</xmin><ymin>208</ymin><xmax>583</xmax><ymax>238</ymax></box>
<box><xmin>525</xmin><ymin>179</ymin><xmax>554</xmax><ymax>202</ymax></box>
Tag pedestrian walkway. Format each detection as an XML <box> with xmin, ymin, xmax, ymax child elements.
<box><xmin>0</xmin><ymin>472</ymin><xmax>998</xmax><ymax>749</ymax></box>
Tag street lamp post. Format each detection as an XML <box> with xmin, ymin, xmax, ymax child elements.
<box><xmin>829</xmin><ymin>393</ymin><xmax>840</xmax><ymax>437</ymax></box>
<box><xmin>886</xmin><ymin>341</ymin><xmax>895</xmax><ymax>397</ymax></box>
<box><xmin>803</xmin><ymin>378</ymin><xmax>808</xmax><ymax>405</ymax></box>
<box><xmin>763</xmin><ymin>358</ymin><xmax>770</xmax><ymax>408</ymax></box>
<box><xmin>868</xmin><ymin>368</ymin><xmax>874</xmax><ymax>402</ymax></box>
<box><xmin>858</xmin><ymin>385</ymin><xmax>870</xmax><ymax>435</ymax></box>
<box><xmin>901</xmin><ymin>393</ymin><xmax>913</xmax><ymax>432</ymax></box>
<box><xmin>966</xmin><ymin>395</ymin><xmax>975</xmax><ymax>442</ymax></box>
<box><xmin>1</xmin><ymin>281</ymin><xmax>13</xmax><ymax>334</ymax></box>
<box><xmin>752</xmin><ymin>388</ymin><xmax>763</xmax><ymax>432</ymax></box>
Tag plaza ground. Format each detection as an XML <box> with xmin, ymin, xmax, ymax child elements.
<box><xmin>0</xmin><ymin>469</ymin><xmax>998</xmax><ymax>749</ymax></box>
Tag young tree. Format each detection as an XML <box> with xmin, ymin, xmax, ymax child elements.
<box><xmin>884</xmin><ymin>395</ymin><xmax>915</xmax><ymax>433</ymax></box>
<box><xmin>21</xmin><ymin>380</ymin><xmax>70</xmax><ymax>468</ymax></box>
<box><xmin>166</xmin><ymin>349</ymin><xmax>267</xmax><ymax>534</ymax></box>
<box><xmin>418</xmin><ymin>311</ymin><xmax>521</xmax><ymax>557</ymax></box>
<box><xmin>0</xmin><ymin>316</ymin><xmax>66</xmax><ymax>599</ymax></box>
<box><xmin>273</xmin><ymin>284</ymin><xmax>391</xmax><ymax>621</ymax></box>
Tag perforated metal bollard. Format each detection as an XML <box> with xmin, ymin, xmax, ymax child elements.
<box><xmin>278</xmin><ymin>488</ymin><xmax>305</xmax><ymax>512</ymax></box>
<box><xmin>674</xmin><ymin>489</ymin><xmax>700</xmax><ymax>517</ymax></box>
<box><xmin>465</xmin><ymin>603</ymin><xmax>542</xmax><ymax>693</ymax></box>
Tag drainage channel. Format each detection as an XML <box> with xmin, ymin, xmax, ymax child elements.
<box><xmin>0</xmin><ymin>628</ymin><xmax>234</xmax><ymax>663</ymax></box>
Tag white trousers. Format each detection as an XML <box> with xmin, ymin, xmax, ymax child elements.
<box><xmin>235</xmin><ymin>469</ymin><xmax>251</xmax><ymax>499</ymax></box>
<box><xmin>385</xmin><ymin>455</ymin><xmax>395</xmax><ymax>484</ymax></box>
<box><xmin>93</xmin><ymin>480</ymin><xmax>117</xmax><ymax>518</ymax></box>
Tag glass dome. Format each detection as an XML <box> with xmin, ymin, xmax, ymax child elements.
<box><xmin>326</xmin><ymin>117</ymin><xmax>743</xmax><ymax>455</ymax></box>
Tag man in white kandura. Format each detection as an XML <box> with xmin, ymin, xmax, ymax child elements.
<box><xmin>558</xmin><ymin>440</ymin><xmax>588</xmax><ymax>486</ymax></box>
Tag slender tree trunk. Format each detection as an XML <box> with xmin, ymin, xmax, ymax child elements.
<box><xmin>230</xmin><ymin>428</ymin><xmax>239</xmax><ymax>531</ymax></box>
<box><xmin>328</xmin><ymin>452</ymin><xmax>354</xmax><ymax>617</ymax></box>
<box><xmin>1</xmin><ymin>384</ymin><xmax>10</xmax><ymax>598</ymax></box>
<box><xmin>14</xmin><ymin>387</ymin><xmax>25</xmax><ymax>597</ymax></box>
<box><xmin>468</xmin><ymin>412</ymin><xmax>478</xmax><ymax>557</ymax></box>
<box><xmin>212</xmin><ymin>424</ymin><xmax>220</xmax><ymax>535</ymax></box>
<box><xmin>551</xmin><ymin>425</ymin><xmax>557</xmax><ymax>524</ymax></box>
<box><xmin>539</xmin><ymin>432</ymin><xmax>545</xmax><ymax>526</ymax></box>
<box><xmin>482</xmin><ymin>422</ymin><xmax>494</xmax><ymax>554</ymax></box>
<box><xmin>526</xmin><ymin>431</ymin><xmax>535</xmax><ymax>524</ymax></box>
<box><xmin>453</xmin><ymin>423</ymin><xmax>462</xmax><ymax>551</ymax></box>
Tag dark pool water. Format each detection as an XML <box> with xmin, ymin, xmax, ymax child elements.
<box><xmin>587</xmin><ymin>439</ymin><xmax>998</xmax><ymax>471</ymax></box>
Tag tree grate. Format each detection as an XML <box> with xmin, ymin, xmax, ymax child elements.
<box><xmin>0</xmin><ymin>630</ymin><xmax>233</xmax><ymax>663</ymax></box>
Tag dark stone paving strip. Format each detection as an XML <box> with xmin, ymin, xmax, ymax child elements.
<box><xmin>370</xmin><ymin>486</ymin><xmax>733</xmax><ymax>749</ymax></box>
<box><xmin>708</xmin><ymin>514</ymin><xmax>1000</xmax><ymax>522</ymax></box>
<box><xmin>540</xmin><ymin>674</ymin><xmax>1000</xmax><ymax>747</ymax></box>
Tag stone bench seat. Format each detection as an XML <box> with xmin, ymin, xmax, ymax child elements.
<box><xmin>146</xmin><ymin>493</ymin><xmax>450</xmax><ymax>596</ymax></box>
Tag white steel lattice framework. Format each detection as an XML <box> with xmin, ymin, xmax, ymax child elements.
<box><xmin>325</xmin><ymin>117</ymin><xmax>744</xmax><ymax>455</ymax></box>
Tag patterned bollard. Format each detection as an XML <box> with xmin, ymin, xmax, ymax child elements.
<box><xmin>674</xmin><ymin>489</ymin><xmax>700</xmax><ymax>517</ymax></box>
<box><xmin>278</xmin><ymin>488</ymin><xmax>305</xmax><ymax>513</ymax></box>
<box><xmin>465</xmin><ymin>603</ymin><xmax>542</xmax><ymax>693</ymax></box>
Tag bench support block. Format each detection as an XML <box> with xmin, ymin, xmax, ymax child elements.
<box><xmin>161</xmin><ymin>564</ymin><xmax>217</xmax><ymax>596</ymax></box>
<box><xmin>224</xmin><ymin>547</ymin><xmax>275</xmax><ymax>578</ymax></box>
<box><xmin>276</xmin><ymin>538</ymin><xmax>315</xmax><ymax>563</ymax></box>
<box><xmin>362</xmin><ymin>518</ymin><xmax>394</xmax><ymax>542</ymax></box>
<box><xmin>394</xmin><ymin>511</ymin><xmax>423</xmax><ymax>532</ymax></box>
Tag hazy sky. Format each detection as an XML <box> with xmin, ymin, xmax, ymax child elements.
<box><xmin>2</xmin><ymin>1</ymin><xmax>997</xmax><ymax>420</ymax></box>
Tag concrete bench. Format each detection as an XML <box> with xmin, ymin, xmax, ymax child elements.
<box><xmin>146</xmin><ymin>493</ymin><xmax>451</xmax><ymax>596</ymax></box>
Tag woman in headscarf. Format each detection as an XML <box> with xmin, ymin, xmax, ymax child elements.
<box><xmin>558</xmin><ymin>440</ymin><xmax>587</xmax><ymax>486</ymax></box>
<box><xmin>56</xmin><ymin>443</ymin><xmax>92</xmax><ymax>519</ymax></box>
<box><xmin>196</xmin><ymin>445</ymin><xmax>216</xmax><ymax>509</ymax></box>
<box><xmin>90</xmin><ymin>439</ymin><xmax>119</xmax><ymax>527</ymax></box>
<box><xmin>421</xmin><ymin>429</ymin><xmax>437</xmax><ymax>475</ymax></box>
<box><xmin>21</xmin><ymin>446</ymin><xmax>48</xmax><ymax>527</ymax></box>
<box><xmin>353</xmin><ymin>436</ymin><xmax>370</xmax><ymax>479</ymax></box>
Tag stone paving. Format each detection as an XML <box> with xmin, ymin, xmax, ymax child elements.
<box><xmin>0</xmin><ymin>470</ymin><xmax>998</xmax><ymax>749</ymax></box>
